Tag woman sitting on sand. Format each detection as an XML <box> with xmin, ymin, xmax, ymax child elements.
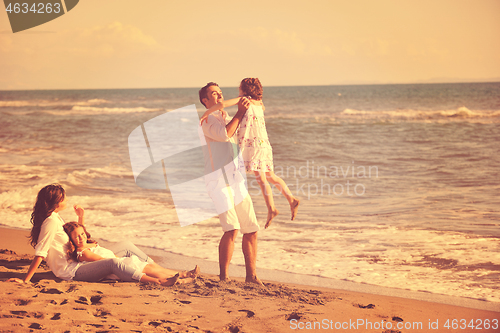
<box><xmin>9</xmin><ymin>184</ymin><xmax>198</xmax><ymax>286</ymax></box>
<box><xmin>63</xmin><ymin>221</ymin><xmax>197</xmax><ymax>285</ymax></box>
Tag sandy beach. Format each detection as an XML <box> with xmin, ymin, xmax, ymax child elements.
<box><xmin>1</xmin><ymin>227</ymin><xmax>498</xmax><ymax>333</ymax></box>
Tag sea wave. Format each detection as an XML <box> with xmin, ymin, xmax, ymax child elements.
<box><xmin>0</xmin><ymin>99</ymin><xmax>111</xmax><ymax>108</ymax></box>
<box><xmin>0</xmin><ymin>101</ymin><xmax>31</xmax><ymax>107</ymax></box>
<box><xmin>70</xmin><ymin>106</ymin><xmax>163</xmax><ymax>114</ymax></box>
<box><xmin>341</xmin><ymin>107</ymin><xmax>500</xmax><ymax>121</ymax></box>
<box><xmin>66</xmin><ymin>165</ymin><xmax>133</xmax><ymax>182</ymax></box>
<box><xmin>266</xmin><ymin>107</ymin><xmax>500</xmax><ymax>122</ymax></box>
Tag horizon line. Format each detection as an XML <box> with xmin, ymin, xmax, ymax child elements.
<box><xmin>1</xmin><ymin>80</ymin><xmax>499</xmax><ymax>92</ymax></box>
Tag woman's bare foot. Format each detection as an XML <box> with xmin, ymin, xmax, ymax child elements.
<box><xmin>265</xmin><ymin>209</ymin><xmax>279</xmax><ymax>229</ymax></box>
<box><xmin>160</xmin><ymin>273</ymin><xmax>179</xmax><ymax>286</ymax></box>
<box><xmin>290</xmin><ymin>199</ymin><xmax>300</xmax><ymax>221</ymax></box>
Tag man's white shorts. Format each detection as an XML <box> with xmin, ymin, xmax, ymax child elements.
<box><xmin>219</xmin><ymin>193</ymin><xmax>259</xmax><ymax>234</ymax></box>
<box><xmin>206</xmin><ymin>172</ymin><xmax>259</xmax><ymax>234</ymax></box>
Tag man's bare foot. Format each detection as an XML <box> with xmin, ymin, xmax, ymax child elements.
<box><xmin>245</xmin><ymin>275</ymin><xmax>264</xmax><ymax>286</ymax></box>
<box><xmin>219</xmin><ymin>275</ymin><xmax>231</xmax><ymax>282</ymax></box>
<box><xmin>290</xmin><ymin>199</ymin><xmax>300</xmax><ymax>221</ymax></box>
<box><xmin>265</xmin><ymin>209</ymin><xmax>279</xmax><ymax>229</ymax></box>
<box><xmin>160</xmin><ymin>273</ymin><xmax>179</xmax><ymax>286</ymax></box>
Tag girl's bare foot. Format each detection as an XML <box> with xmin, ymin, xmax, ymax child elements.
<box><xmin>186</xmin><ymin>265</ymin><xmax>200</xmax><ymax>278</ymax></box>
<box><xmin>176</xmin><ymin>277</ymin><xmax>195</xmax><ymax>285</ymax></box>
<box><xmin>290</xmin><ymin>199</ymin><xmax>300</xmax><ymax>221</ymax></box>
<box><xmin>160</xmin><ymin>273</ymin><xmax>179</xmax><ymax>286</ymax></box>
<box><xmin>265</xmin><ymin>209</ymin><xmax>279</xmax><ymax>229</ymax></box>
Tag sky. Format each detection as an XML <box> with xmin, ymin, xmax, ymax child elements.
<box><xmin>0</xmin><ymin>0</ymin><xmax>499</xmax><ymax>90</ymax></box>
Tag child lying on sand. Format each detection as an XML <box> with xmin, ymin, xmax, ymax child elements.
<box><xmin>64</xmin><ymin>222</ymin><xmax>199</xmax><ymax>286</ymax></box>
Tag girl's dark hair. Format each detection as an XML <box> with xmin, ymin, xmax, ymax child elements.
<box><xmin>240</xmin><ymin>78</ymin><xmax>263</xmax><ymax>100</ymax></box>
<box><xmin>29</xmin><ymin>184</ymin><xmax>66</xmax><ymax>248</ymax></box>
<box><xmin>63</xmin><ymin>222</ymin><xmax>96</xmax><ymax>262</ymax></box>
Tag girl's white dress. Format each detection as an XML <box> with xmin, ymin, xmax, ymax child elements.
<box><xmin>237</xmin><ymin>103</ymin><xmax>274</xmax><ymax>172</ymax></box>
<box><xmin>77</xmin><ymin>245</ymin><xmax>147</xmax><ymax>281</ymax></box>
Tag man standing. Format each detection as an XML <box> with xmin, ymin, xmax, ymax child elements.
<box><xmin>199</xmin><ymin>82</ymin><xmax>262</xmax><ymax>285</ymax></box>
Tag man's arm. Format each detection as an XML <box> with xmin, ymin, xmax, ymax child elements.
<box><xmin>200</xmin><ymin>98</ymin><xmax>240</xmax><ymax>124</ymax></box>
<box><xmin>226</xmin><ymin>97</ymin><xmax>250</xmax><ymax>138</ymax></box>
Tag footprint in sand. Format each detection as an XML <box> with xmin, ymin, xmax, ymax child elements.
<box><xmin>87</xmin><ymin>323</ymin><xmax>104</xmax><ymax>328</ymax></box>
<box><xmin>14</xmin><ymin>299</ymin><xmax>31</xmax><ymax>306</ymax></box>
<box><xmin>357</xmin><ymin>303</ymin><xmax>375</xmax><ymax>309</ymax></box>
<box><xmin>228</xmin><ymin>325</ymin><xmax>241</xmax><ymax>333</ymax></box>
<box><xmin>238</xmin><ymin>310</ymin><xmax>255</xmax><ymax>318</ymax></box>
<box><xmin>10</xmin><ymin>310</ymin><xmax>28</xmax><ymax>318</ymax></box>
<box><xmin>10</xmin><ymin>311</ymin><xmax>44</xmax><ymax>319</ymax></box>
<box><xmin>90</xmin><ymin>295</ymin><xmax>103</xmax><ymax>305</ymax></box>
<box><xmin>40</xmin><ymin>288</ymin><xmax>63</xmax><ymax>294</ymax></box>
<box><xmin>28</xmin><ymin>323</ymin><xmax>42</xmax><ymax>330</ymax></box>
<box><xmin>66</xmin><ymin>285</ymin><xmax>78</xmax><ymax>293</ymax></box>
<box><xmin>50</xmin><ymin>313</ymin><xmax>61</xmax><ymax>320</ymax></box>
<box><xmin>93</xmin><ymin>309</ymin><xmax>111</xmax><ymax>318</ymax></box>
<box><xmin>286</xmin><ymin>312</ymin><xmax>302</xmax><ymax>321</ymax></box>
<box><xmin>75</xmin><ymin>296</ymin><xmax>89</xmax><ymax>305</ymax></box>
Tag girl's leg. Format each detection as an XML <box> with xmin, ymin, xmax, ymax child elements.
<box><xmin>142</xmin><ymin>264</ymin><xmax>176</xmax><ymax>280</ymax></box>
<box><xmin>141</xmin><ymin>265</ymin><xmax>182</xmax><ymax>286</ymax></box>
<box><xmin>74</xmin><ymin>258</ymin><xmax>138</xmax><ymax>282</ymax></box>
<box><xmin>265</xmin><ymin>171</ymin><xmax>300</xmax><ymax>222</ymax></box>
<box><xmin>75</xmin><ymin>259</ymin><xmax>179</xmax><ymax>286</ymax></box>
<box><xmin>139</xmin><ymin>273</ymin><xmax>178</xmax><ymax>286</ymax></box>
<box><xmin>254</xmin><ymin>171</ymin><xmax>279</xmax><ymax>228</ymax></box>
<box><xmin>107</xmin><ymin>241</ymin><xmax>153</xmax><ymax>263</ymax></box>
<box><xmin>142</xmin><ymin>264</ymin><xmax>199</xmax><ymax>280</ymax></box>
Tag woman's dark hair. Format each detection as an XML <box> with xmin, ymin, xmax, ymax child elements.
<box><xmin>29</xmin><ymin>184</ymin><xmax>65</xmax><ymax>248</ymax></box>
<box><xmin>63</xmin><ymin>222</ymin><xmax>96</xmax><ymax>262</ymax></box>
<box><xmin>240</xmin><ymin>78</ymin><xmax>263</xmax><ymax>100</ymax></box>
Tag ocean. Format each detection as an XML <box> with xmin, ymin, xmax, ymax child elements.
<box><xmin>1</xmin><ymin>82</ymin><xmax>499</xmax><ymax>303</ymax></box>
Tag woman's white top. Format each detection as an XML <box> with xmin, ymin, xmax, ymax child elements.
<box><xmin>34</xmin><ymin>212</ymin><xmax>82</xmax><ymax>280</ymax></box>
